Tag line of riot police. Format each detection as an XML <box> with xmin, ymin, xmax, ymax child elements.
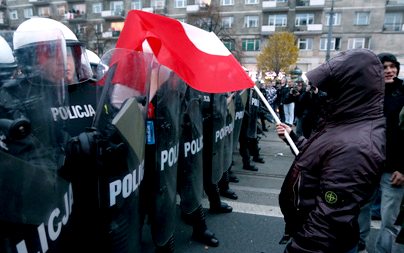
<box><xmin>0</xmin><ymin>17</ymin><xmax>260</xmax><ymax>253</ymax></box>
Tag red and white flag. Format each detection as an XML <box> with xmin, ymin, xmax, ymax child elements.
<box><xmin>116</xmin><ymin>10</ymin><xmax>254</xmax><ymax>93</ymax></box>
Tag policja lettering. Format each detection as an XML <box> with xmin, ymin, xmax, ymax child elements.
<box><xmin>15</xmin><ymin>184</ymin><xmax>73</xmax><ymax>253</ymax></box>
<box><xmin>235</xmin><ymin>110</ymin><xmax>244</xmax><ymax>120</ymax></box>
<box><xmin>161</xmin><ymin>143</ymin><xmax>179</xmax><ymax>171</ymax></box>
<box><xmin>215</xmin><ymin>122</ymin><xmax>234</xmax><ymax>142</ymax></box>
<box><xmin>251</xmin><ymin>97</ymin><xmax>259</xmax><ymax>107</ymax></box>
<box><xmin>109</xmin><ymin>161</ymin><xmax>144</xmax><ymax>207</ymax></box>
<box><xmin>50</xmin><ymin>104</ymin><xmax>96</xmax><ymax>121</ymax></box>
<box><xmin>184</xmin><ymin>136</ymin><xmax>203</xmax><ymax>158</ymax></box>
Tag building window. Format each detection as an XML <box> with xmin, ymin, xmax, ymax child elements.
<box><xmin>0</xmin><ymin>12</ymin><xmax>4</xmax><ymax>24</ymax></box>
<box><xmin>355</xmin><ymin>12</ymin><xmax>369</xmax><ymax>25</ymax></box>
<box><xmin>222</xmin><ymin>16</ymin><xmax>234</xmax><ymax>28</ymax></box>
<box><xmin>23</xmin><ymin>8</ymin><xmax>33</xmax><ymax>19</ymax></box>
<box><xmin>244</xmin><ymin>16</ymin><xmax>259</xmax><ymax>28</ymax></box>
<box><xmin>175</xmin><ymin>0</ymin><xmax>186</xmax><ymax>8</ymax></box>
<box><xmin>269</xmin><ymin>14</ymin><xmax>287</xmax><ymax>26</ymax></box>
<box><xmin>73</xmin><ymin>4</ymin><xmax>86</xmax><ymax>14</ymax></box>
<box><xmin>295</xmin><ymin>13</ymin><xmax>314</xmax><ymax>26</ymax></box>
<box><xmin>56</xmin><ymin>6</ymin><xmax>65</xmax><ymax>16</ymax></box>
<box><xmin>152</xmin><ymin>0</ymin><xmax>165</xmax><ymax>9</ymax></box>
<box><xmin>131</xmin><ymin>0</ymin><xmax>142</xmax><ymax>9</ymax></box>
<box><xmin>93</xmin><ymin>3</ymin><xmax>103</xmax><ymax>13</ymax></box>
<box><xmin>9</xmin><ymin>10</ymin><xmax>18</xmax><ymax>20</ymax></box>
<box><xmin>347</xmin><ymin>38</ymin><xmax>366</xmax><ymax>49</ymax></box>
<box><xmin>320</xmin><ymin>37</ymin><xmax>341</xmax><ymax>50</ymax></box>
<box><xmin>242</xmin><ymin>38</ymin><xmax>260</xmax><ymax>51</ymax></box>
<box><xmin>384</xmin><ymin>12</ymin><xmax>403</xmax><ymax>31</ymax></box>
<box><xmin>221</xmin><ymin>0</ymin><xmax>234</xmax><ymax>6</ymax></box>
<box><xmin>110</xmin><ymin>1</ymin><xmax>124</xmax><ymax>14</ymax></box>
<box><xmin>325</xmin><ymin>12</ymin><xmax>341</xmax><ymax>26</ymax></box>
<box><xmin>245</xmin><ymin>0</ymin><xmax>258</xmax><ymax>4</ymax></box>
<box><xmin>38</xmin><ymin>7</ymin><xmax>51</xmax><ymax>17</ymax></box>
<box><xmin>223</xmin><ymin>40</ymin><xmax>235</xmax><ymax>51</ymax></box>
<box><xmin>298</xmin><ymin>38</ymin><xmax>313</xmax><ymax>50</ymax></box>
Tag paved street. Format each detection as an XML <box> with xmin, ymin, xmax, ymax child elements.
<box><xmin>141</xmin><ymin>125</ymin><xmax>380</xmax><ymax>253</ymax></box>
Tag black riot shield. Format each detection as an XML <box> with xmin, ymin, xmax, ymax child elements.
<box><xmin>144</xmin><ymin>65</ymin><xmax>186</xmax><ymax>247</ymax></box>
<box><xmin>64</xmin><ymin>48</ymin><xmax>153</xmax><ymax>253</ymax></box>
<box><xmin>246</xmin><ymin>88</ymin><xmax>259</xmax><ymax>139</ymax></box>
<box><xmin>201</xmin><ymin>93</ymin><xmax>227</xmax><ymax>184</ymax></box>
<box><xmin>177</xmin><ymin>86</ymin><xmax>204</xmax><ymax>214</ymax></box>
<box><xmin>232</xmin><ymin>90</ymin><xmax>248</xmax><ymax>151</ymax></box>
<box><xmin>222</xmin><ymin>94</ymin><xmax>235</xmax><ymax>172</ymax></box>
<box><xmin>0</xmin><ymin>30</ymin><xmax>72</xmax><ymax>253</ymax></box>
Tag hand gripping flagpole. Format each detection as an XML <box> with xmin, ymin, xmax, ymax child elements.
<box><xmin>253</xmin><ymin>85</ymin><xmax>299</xmax><ymax>156</ymax></box>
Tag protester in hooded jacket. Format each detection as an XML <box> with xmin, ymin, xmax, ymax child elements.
<box><xmin>372</xmin><ymin>53</ymin><xmax>404</xmax><ymax>253</ymax></box>
<box><xmin>275</xmin><ymin>48</ymin><xmax>385</xmax><ymax>253</ymax></box>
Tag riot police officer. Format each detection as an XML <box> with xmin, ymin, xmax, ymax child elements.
<box><xmin>0</xmin><ymin>25</ymin><xmax>71</xmax><ymax>253</ymax></box>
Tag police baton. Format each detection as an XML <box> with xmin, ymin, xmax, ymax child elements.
<box><xmin>253</xmin><ymin>85</ymin><xmax>299</xmax><ymax>156</ymax></box>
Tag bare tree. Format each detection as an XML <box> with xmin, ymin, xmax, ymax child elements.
<box><xmin>186</xmin><ymin>2</ymin><xmax>244</xmax><ymax>61</ymax></box>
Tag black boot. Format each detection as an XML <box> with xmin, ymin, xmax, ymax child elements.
<box><xmin>190</xmin><ymin>205</ymin><xmax>219</xmax><ymax>247</ymax></box>
<box><xmin>155</xmin><ymin>235</ymin><xmax>175</xmax><ymax>253</ymax></box>
<box><xmin>206</xmin><ymin>184</ymin><xmax>233</xmax><ymax>214</ymax></box>
<box><xmin>220</xmin><ymin>188</ymin><xmax>238</xmax><ymax>200</ymax></box>
<box><xmin>252</xmin><ymin>156</ymin><xmax>265</xmax><ymax>163</ymax></box>
<box><xmin>243</xmin><ymin>164</ymin><xmax>258</xmax><ymax>171</ymax></box>
<box><xmin>209</xmin><ymin>201</ymin><xmax>233</xmax><ymax>214</ymax></box>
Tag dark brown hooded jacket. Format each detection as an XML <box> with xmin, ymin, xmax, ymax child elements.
<box><xmin>279</xmin><ymin>49</ymin><xmax>386</xmax><ymax>253</ymax></box>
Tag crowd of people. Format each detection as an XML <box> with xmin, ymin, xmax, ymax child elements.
<box><xmin>1</xmin><ymin>16</ymin><xmax>404</xmax><ymax>253</ymax></box>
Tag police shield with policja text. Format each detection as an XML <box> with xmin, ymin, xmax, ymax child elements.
<box><xmin>178</xmin><ymin>86</ymin><xmax>204</xmax><ymax>216</ymax></box>
<box><xmin>144</xmin><ymin>64</ymin><xmax>186</xmax><ymax>251</ymax></box>
<box><xmin>0</xmin><ymin>29</ymin><xmax>72</xmax><ymax>253</ymax></box>
<box><xmin>64</xmin><ymin>48</ymin><xmax>153</xmax><ymax>252</ymax></box>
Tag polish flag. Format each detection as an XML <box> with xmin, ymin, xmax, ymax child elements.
<box><xmin>116</xmin><ymin>10</ymin><xmax>254</xmax><ymax>93</ymax></box>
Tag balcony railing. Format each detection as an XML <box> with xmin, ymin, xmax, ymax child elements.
<box><xmin>296</xmin><ymin>0</ymin><xmax>324</xmax><ymax>7</ymax></box>
<box><xmin>262</xmin><ymin>0</ymin><xmax>289</xmax><ymax>11</ymax></box>
<box><xmin>101</xmin><ymin>10</ymin><xmax>125</xmax><ymax>19</ymax></box>
<box><xmin>28</xmin><ymin>0</ymin><xmax>49</xmax><ymax>5</ymax></box>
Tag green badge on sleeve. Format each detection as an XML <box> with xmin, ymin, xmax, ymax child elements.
<box><xmin>324</xmin><ymin>191</ymin><xmax>338</xmax><ymax>205</ymax></box>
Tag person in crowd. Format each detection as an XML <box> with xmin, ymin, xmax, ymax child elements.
<box><xmin>258</xmin><ymin>80</ymin><xmax>269</xmax><ymax>132</ymax></box>
<box><xmin>372</xmin><ymin>53</ymin><xmax>404</xmax><ymax>253</ymax></box>
<box><xmin>282</xmin><ymin>78</ymin><xmax>296</xmax><ymax>126</ymax></box>
<box><xmin>276</xmin><ymin>48</ymin><xmax>385</xmax><ymax>253</ymax></box>
<box><xmin>294</xmin><ymin>81</ymin><xmax>327</xmax><ymax>138</ymax></box>
<box><xmin>275</xmin><ymin>77</ymin><xmax>287</xmax><ymax>123</ymax></box>
<box><xmin>264</xmin><ymin>79</ymin><xmax>278</xmax><ymax>124</ymax></box>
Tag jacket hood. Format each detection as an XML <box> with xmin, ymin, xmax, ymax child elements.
<box><xmin>306</xmin><ymin>48</ymin><xmax>384</xmax><ymax>122</ymax></box>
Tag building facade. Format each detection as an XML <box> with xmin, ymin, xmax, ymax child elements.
<box><xmin>3</xmin><ymin>0</ymin><xmax>404</xmax><ymax>73</ymax></box>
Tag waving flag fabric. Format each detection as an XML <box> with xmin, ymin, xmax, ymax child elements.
<box><xmin>116</xmin><ymin>10</ymin><xmax>254</xmax><ymax>93</ymax></box>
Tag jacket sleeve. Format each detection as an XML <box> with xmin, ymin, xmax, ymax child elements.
<box><xmin>285</xmin><ymin>143</ymin><xmax>381</xmax><ymax>253</ymax></box>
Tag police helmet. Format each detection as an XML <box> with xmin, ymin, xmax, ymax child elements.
<box><xmin>0</xmin><ymin>35</ymin><xmax>17</xmax><ymax>81</ymax></box>
<box><xmin>13</xmin><ymin>17</ymin><xmax>92</xmax><ymax>84</ymax></box>
<box><xmin>86</xmin><ymin>49</ymin><xmax>100</xmax><ymax>78</ymax></box>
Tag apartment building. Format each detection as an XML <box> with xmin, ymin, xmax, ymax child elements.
<box><xmin>3</xmin><ymin>0</ymin><xmax>404</xmax><ymax>73</ymax></box>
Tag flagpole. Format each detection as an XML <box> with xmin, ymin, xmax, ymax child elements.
<box><xmin>253</xmin><ymin>85</ymin><xmax>299</xmax><ymax>156</ymax></box>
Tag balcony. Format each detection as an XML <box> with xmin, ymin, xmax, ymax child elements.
<box><xmin>296</xmin><ymin>0</ymin><xmax>324</xmax><ymax>10</ymax></box>
<box><xmin>102</xmin><ymin>30</ymin><xmax>121</xmax><ymax>39</ymax></box>
<box><xmin>383</xmin><ymin>23</ymin><xmax>404</xmax><ymax>32</ymax></box>
<box><xmin>294</xmin><ymin>24</ymin><xmax>323</xmax><ymax>34</ymax></box>
<box><xmin>386</xmin><ymin>0</ymin><xmax>404</xmax><ymax>10</ymax></box>
<box><xmin>142</xmin><ymin>7</ymin><xmax>154</xmax><ymax>13</ymax></box>
<box><xmin>261</xmin><ymin>25</ymin><xmax>289</xmax><ymax>35</ymax></box>
<box><xmin>262</xmin><ymin>0</ymin><xmax>289</xmax><ymax>11</ymax></box>
<box><xmin>28</xmin><ymin>0</ymin><xmax>49</xmax><ymax>5</ymax></box>
<box><xmin>101</xmin><ymin>10</ymin><xmax>125</xmax><ymax>20</ymax></box>
<box><xmin>64</xmin><ymin>12</ymin><xmax>87</xmax><ymax>22</ymax></box>
<box><xmin>261</xmin><ymin>25</ymin><xmax>275</xmax><ymax>34</ymax></box>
